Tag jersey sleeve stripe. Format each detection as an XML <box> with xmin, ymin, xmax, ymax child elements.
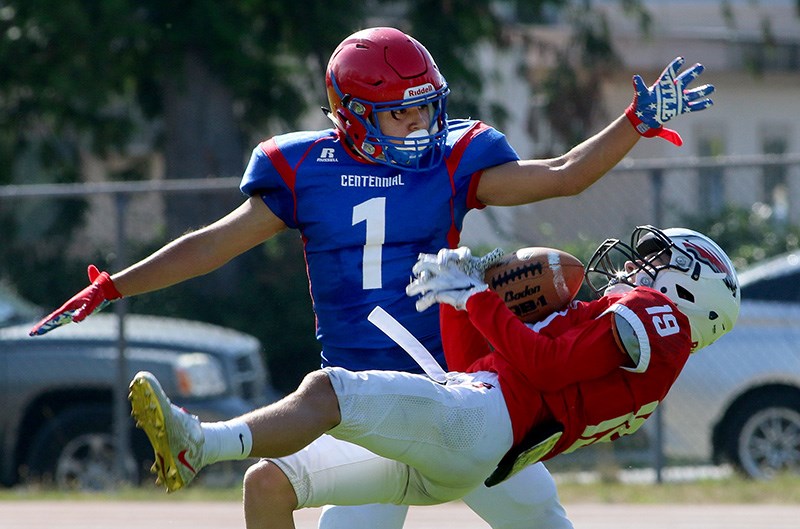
<box><xmin>466</xmin><ymin>170</ymin><xmax>485</xmax><ymax>211</ymax></box>
<box><xmin>445</xmin><ymin>121</ymin><xmax>491</xmax><ymax>177</ymax></box>
<box><xmin>444</xmin><ymin>122</ymin><xmax>491</xmax><ymax>247</ymax></box>
<box><xmin>600</xmin><ymin>303</ymin><xmax>652</xmax><ymax>373</ymax></box>
<box><xmin>260</xmin><ymin>138</ymin><xmax>299</xmax><ymax>225</ymax></box>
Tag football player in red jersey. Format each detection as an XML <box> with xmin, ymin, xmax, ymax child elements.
<box><xmin>128</xmin><ymin>225</ymin><xmax>740</xmax><ymax>528</ymax></box>
<box><xmin>32</xmin><ymin>26</ymin><xmax>716</xmax><ymax>529</ymax></box>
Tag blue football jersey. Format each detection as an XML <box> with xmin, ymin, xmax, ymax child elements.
<box><xmin>240</xmin><ymin>119</ymin><xmax>519</xmax><ymax>372</ymax></box>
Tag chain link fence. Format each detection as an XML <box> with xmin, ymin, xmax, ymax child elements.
<box><xmin>2</xmin><ymin>152</ymin><xmax>800</xmax><ymax>485</ymax></box>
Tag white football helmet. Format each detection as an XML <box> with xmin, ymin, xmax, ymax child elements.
<box><xmin>586</xmin><ymin>225</ymin><xmax>741</xmax><ymax>352</ymax></box>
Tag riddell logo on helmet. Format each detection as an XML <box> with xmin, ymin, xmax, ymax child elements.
<box><xmin>404</xmin><ymin>84</ymin><xmax>434</xmax><ymax>100</ymax></box>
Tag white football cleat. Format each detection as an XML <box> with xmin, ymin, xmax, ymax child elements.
<box><xmin>129</xmin><ymin>371</ymin><xmax>205</xmax><ymax>492</ymax></box>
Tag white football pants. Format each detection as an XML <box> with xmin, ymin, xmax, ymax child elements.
<box><xmin>269</xmin><ymin>367</ymin><xmax>573</xmax><ymax>528</ymax></box>
<box><xmin>318</xmin><ymin>462</ymin><xmax>572</xmax><ymax>529</ymax></box>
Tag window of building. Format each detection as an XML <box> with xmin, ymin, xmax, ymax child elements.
<box><xmin>762</xmin><ymin>135</ymin><xmax>789</xmax><ymax>224</ymax></box>
<box><xmin>697</xmin><ymin>134</ymin><xmax>726</xmax><ymax>215</ymax></box>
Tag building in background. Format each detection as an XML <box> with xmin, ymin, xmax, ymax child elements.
<box><xmin>72</xmin><ymin>2</ymin><xmax>800</xmax><ymax>254</ymax></box>
<box><xmin>463</xmin><ymin>0</ymin><xmax>800</xmax><ymax>250</ymax></box>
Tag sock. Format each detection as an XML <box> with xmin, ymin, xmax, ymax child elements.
<box><xmin>201</xmin><ymin>419</ymin><xmax>253</xmax><ymax>466</ymax></box>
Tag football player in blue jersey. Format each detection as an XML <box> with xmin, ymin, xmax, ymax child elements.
<box><xmin>31</xmin><ymin>26</ymin><xmax>715</xmax><ymax>529</ymax></box>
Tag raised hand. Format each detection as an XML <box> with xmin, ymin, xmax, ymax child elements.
<box><xmin>625</xmin><ymin>57</ymin><xmax>715</xmax><ymax>146</ymax></box>
<box><xmin>29</xmin><ymin>265</ymin><xmax>122</xmax><ymax>336</ymax></box>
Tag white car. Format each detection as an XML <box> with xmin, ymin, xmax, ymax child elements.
<box><xmin>550</xmin><ymin>251</ymin><xmax>800</xmax><ymax>479</ymax></box>
<box><xmin>654</xmin><ymin>250</ymin><xmax>800</xmax><ymax>478</ymax></box>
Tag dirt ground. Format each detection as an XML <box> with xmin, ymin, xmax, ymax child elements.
<box><xmin>2</xmin><ymin>500</ymin><xmax>800</xmax><ymax>529</ymax></box>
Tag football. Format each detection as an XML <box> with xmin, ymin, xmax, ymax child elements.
<box><xmin>484</xmin><ymin>247</ymin><xmax>584</xmax><ymax>323</ymax></box>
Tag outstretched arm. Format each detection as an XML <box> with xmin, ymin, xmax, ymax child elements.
<box><xmin>478</xmin><ymin>115</ymin><xmax>638</xmax><ymax>206</ymax></box>
<box><xmin>407</xmin><ymin>248</ymin><xmax>502</xmax><ymax>370</ymax></box>
<box><xmin>406</xmin><ymin>253</ymin><xmax>627</xmax><ymax>390</ymax></box>
<box><xmin>464</xmin><ymin>291</ymin><xmax>625</xmax><ymax>391</ymax></box>
<box><xmin>112</xmin><ymin>196</ymin><xmax>285</xmax><ymax>295</ymax></box>
<box><xmin>30</xmin><ymin>196</ymin><xmax>286</xmax><ymax>335</ymax></box>
<box><xmin>478</xmin><ymin>57</ymin><xmax>714</xmax><ymax>206</ymax></box>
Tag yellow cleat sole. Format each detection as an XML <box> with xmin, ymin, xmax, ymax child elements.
<box><xmin>129</xmin><ymin>374</ymin><xmax>186</xmax><ymax>493</ymax></box>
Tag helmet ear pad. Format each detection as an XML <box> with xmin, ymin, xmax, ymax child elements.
<box><xmin>651</xmin><ymin>270</ymin><xmax>730</xmax><ymax>352</ymax></box>
<box><xmin>333</xmin><ymin>105</ymin><xmax>383</xmax><ymax>160</ymax></box>
<box><xmin>650</xmin><ymin>229</ymin><xmax>741</xmax><ymax>352</ymax></box>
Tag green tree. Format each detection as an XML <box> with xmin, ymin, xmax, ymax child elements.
<box><xmin>0</xmin><ymin>0</ymin><xmax>546</xmax><ymax>389</ymax></box>
<box><xmin>681</xmin><ymin>205</ymin><xmax>800</xmax><ymax>272</ymax></box>
<box><xmin>3</xmin><ymin>0</ymin><xmax>654</xmax><ymax>390</ymax></box>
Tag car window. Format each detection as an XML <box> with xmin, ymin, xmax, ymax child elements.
<box><xmin>0</xmin><ymin>285</ymin><xmax>41</xmax><ymax>327</ymax></box>
<box><xmin>0</xmin><ymin>299</ymin><xmax>14</xmax><ymax>325</ymax></box>
<box><xmin>738</xmin><ymin>251</ymin><xmax>800</xmax><ymax>302</ymax></box>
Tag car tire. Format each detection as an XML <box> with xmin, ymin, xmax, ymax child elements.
<box><xmin>25</xmin><ymin>404</ymin><xmax>138</xmax><ymax>490</ymax></box>
<box><xmin>724</xmin><ymin>392</ymin><xmax>800</xmax><ymax>479</ymax></box>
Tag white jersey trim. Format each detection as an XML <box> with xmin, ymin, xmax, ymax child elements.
<box><xmin>600</xmin><ymin>303</ymin><xmax>651</xmax><ymax>373</ymax></box>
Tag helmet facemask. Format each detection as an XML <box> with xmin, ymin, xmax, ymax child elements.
<box><xmin>327</xmin><ymin>71</ymin><xmax>449</xmax><ymax>171</ymax></box>
<box><xmin>585</xmin><ymin>227</ymin><xmax>672</xmax><ymax>295</ymax></box>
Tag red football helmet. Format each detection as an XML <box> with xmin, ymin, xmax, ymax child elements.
<box><xmin>325</xmin><ymin>27</ymin><xmax>450</xmax><ymax>171</ymax></box>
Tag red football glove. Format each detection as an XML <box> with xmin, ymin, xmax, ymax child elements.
<box><xmin>29</xmin><ymin>265</ymin><xmax>123</xmax><ymax>336</ymax></box>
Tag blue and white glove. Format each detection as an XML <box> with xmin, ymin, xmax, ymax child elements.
<box><xmin>625</xmin><ymin>57</ymin><xmax>715</xmax><ymax>146</ymax></box>
<box><xmin>406</xmin><ymin>247</ymin><xmax>503</xmax><ymax>312</ymax></box>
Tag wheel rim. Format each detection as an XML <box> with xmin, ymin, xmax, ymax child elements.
<box><xmin>738</xmin><ymin>407</ymin><xmax>800</xmax><ymax>479</ymax></box>
<box><xmin>55</xmin><ymin>433</ymin><xmax>135</xmax><ymax>490</ymax></box>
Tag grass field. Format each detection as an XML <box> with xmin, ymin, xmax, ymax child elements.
<box><xmin>555</xmin><ymin>472</ymin><xmax>800</xmax><ymax>504</ymax></box>
<box><xmin>2</xmin><ymin>471</ymin><xmax>799</xmax><ymax>504</ymax></box>
<box><xmin>3</xmin><ymin>474</ymin><xmax>800</xmax><ymax>529</ymax></box>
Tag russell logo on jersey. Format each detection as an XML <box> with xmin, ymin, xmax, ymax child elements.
<box><xmin>317</xmin><ymin>147</ymin><xmax>338</xmax><ymax>162</ymax></box>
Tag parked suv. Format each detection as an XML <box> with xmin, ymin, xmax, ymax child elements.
<box><xmin>0</xmin><ymin>284</ymin><xmax>280</xmax><ymax>489</ymax></box>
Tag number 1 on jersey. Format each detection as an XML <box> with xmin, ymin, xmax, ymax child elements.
<box><xmin>352</xmin><ymin>197</ymin><xmax>386</xmax><ymax>290</ymax></box>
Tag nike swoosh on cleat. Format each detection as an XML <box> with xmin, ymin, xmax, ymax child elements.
<box><xmin>177</xmin><ymin>450</ymin><xmax>197</xmax><ymax>474</ymax></box>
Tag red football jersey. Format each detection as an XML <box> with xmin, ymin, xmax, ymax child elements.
<box><xmin>440</xmin><ymin>286</ymin><xmax>691</xmax><ymax>457</ymax></box>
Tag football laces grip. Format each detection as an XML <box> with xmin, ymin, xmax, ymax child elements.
<box><xmin>470</xmin><ymin>248</ymin><xmax>505</xmax><ymax>276</ymax></box>
<box><xmin>416</xmin><ymin>247</ymin><xmax>505</xmax><ymax>279</ymax></box>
